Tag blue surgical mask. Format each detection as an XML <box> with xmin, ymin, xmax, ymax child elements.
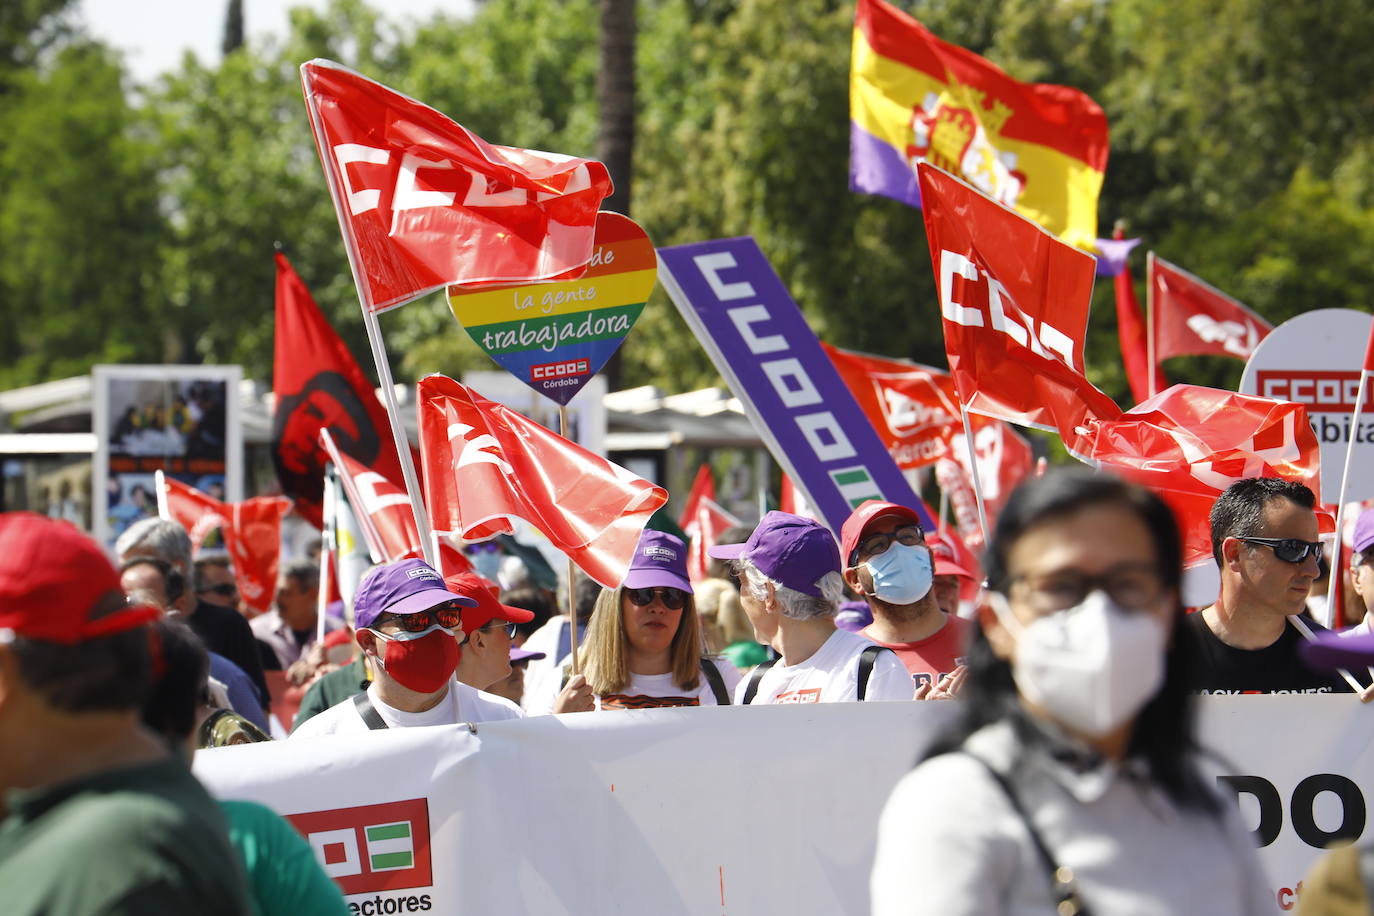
<box><xmin>862</xmin><ymin>542</ymin><xmax>934</xmax><ymax>605</ymax></box>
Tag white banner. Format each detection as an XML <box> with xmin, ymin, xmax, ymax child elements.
<box><xmin>195</xmin><ymin>696</ymin><xmax>1374</xmax><ymax>915</ymax></box>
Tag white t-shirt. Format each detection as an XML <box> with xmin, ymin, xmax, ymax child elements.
<box><xmin>525</xmin><ymin>657</ymin><xmax>742</xmax><ymax>714</ymax></box>
<box><xmin>735</xmin><ymin>628</ymin><xmax>913</xmax><ymax>704</ymax></box>
<box><xmin>290</xmin><ymin>679</ymin><xmax>523</xmax><ymax>738</ymax></box>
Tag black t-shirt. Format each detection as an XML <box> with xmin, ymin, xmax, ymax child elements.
<box><xmin>1177</xmin><ymin>610</ymin><xmax>1354</xmax><ymax>695</ymax></box>
<box><xmin>187</xmin><ymin>600</ymin><xmax>270</xmax><ymax>707</ymax></box>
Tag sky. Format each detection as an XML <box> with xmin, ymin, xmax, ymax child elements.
<box><xmin>77</xmin><ymin>0</ymin><xmax>474</xmax><ymax>84</ymax></box>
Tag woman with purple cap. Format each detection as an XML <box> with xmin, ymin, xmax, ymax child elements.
<box><xmin>534</xmin><ymin>531</ymin><xmax>740</xmax><ymax>711</ymax></box>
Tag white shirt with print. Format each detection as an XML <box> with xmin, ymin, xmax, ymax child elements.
<box><xmin>290</xmin><ymin>678</ymin><xmax>522</xmax><ymax>738</ymax></box>
<box><xmin>736</xmin><ymin>628</ymin><xmax>913</xmax><ymax>705</ymax></box>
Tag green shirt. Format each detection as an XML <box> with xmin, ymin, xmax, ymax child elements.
<box><xmin>292</xmin><ymin>656</ymin><xmax>369</xmax><ymax>732</ymax></box>
<box><xmin>0</xmin><ymin>754</ymin><xmax>251</xmax><ymax>915</ymax></box>
<box><xmin>221</xmin><ymin>800</ymin><xmax>350</xmax><ymax>916</ymax></box>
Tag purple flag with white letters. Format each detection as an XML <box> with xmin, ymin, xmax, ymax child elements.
<box><xmin>657</xmin><ymin>237</ymin><xmax>933</xmax><ymax>536</ymax></box>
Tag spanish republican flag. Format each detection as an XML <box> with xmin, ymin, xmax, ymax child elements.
<box><xmin>850</xmin><ymin>0</ymin><xmax>1108</xmax><ymax>250</ymax></box>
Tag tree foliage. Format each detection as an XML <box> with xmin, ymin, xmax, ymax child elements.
<box><xmin>4</xmin><ymin>0</ymin><xmax>1374</xmax><ymax>413</ymax></box>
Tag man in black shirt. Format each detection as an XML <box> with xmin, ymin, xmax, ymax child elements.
<box><xmin>1178</xmin><ymin>477</ymin><xmax>1360</xmax><ymax>696</ymax></box>
<box><xmin>116</xmin><ymin>517</ymin><xmax>270</xmax><ymax>710</ymax></box>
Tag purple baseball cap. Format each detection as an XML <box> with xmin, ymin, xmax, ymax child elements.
<box><xmin>510</xmin><ymin>646</ymin><xmax>547</xmax><ymax>664</ymax></box>
<box><xmin>708</xmin><ymin>511</ymin><xmax>840</xmax><ymax>598</ymax></box>
<box><xmin>354</xmin><ymin>558</ymin><xmax>477</xmax><ymax>630</ymax></box>
<box><xmin>622</xmin><ymin>530</ymin><xmax>693</xmax><ymax>593</ymax></box>
<box><xmin>1354</xmin><ymin>508</ymin><xmax>1374</xmax><ymax>556</ymax></box>
<box><xmin>834</xmin><ymin>600</ymin><xmax>874</xmax><ymax>633</ymax></box>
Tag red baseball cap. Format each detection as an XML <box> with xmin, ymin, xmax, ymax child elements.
<box><xmin>445</xmin><ymin>572</ymin><xmax>535</xmax><ymax>636</ymax></box>
<box><xmin>839</xmin><ymin>500</ymin><xmax>924</xmax><ymax>567</ymax></box>
<box><xmin>0</xmin><ymin>513</ymin><xmax>158</xmax><ymax>645</ymax></box>
<box><xmin>928</xmin><ymin>533</ymin><xmax>976</xmax><ymax>581</ymax></box>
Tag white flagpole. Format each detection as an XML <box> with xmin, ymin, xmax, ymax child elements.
<box><xmin>959</xmin><ymin>406</ymin><xmax>991</xmax><ymax>546</ymax></box>
<box><xmin>154</xmin><ymin>469</ymin><xmax>170</xmax><ymax>519</ymax></box>
<box><xmin>1146</xmin><ymin>251</ymin><xmax>1158</xmax><ymax>399</ymax></box>
<box><xmin>1323</xmin><ymin>363</ymin><xmax>1372</xmax><ymax>630</ymax></box>
<box><xmin>300</xmin><ymin>69</ymin><xmax>437</xmax><ymax>569</ymax></box>
<box><xmin>318</xmin><ymin>463</ymin><xmax>337</xmax><ymax>643</ymax></box>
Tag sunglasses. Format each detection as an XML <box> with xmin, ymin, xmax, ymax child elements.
<box><xmin>464</xmin><ymin>542</ymin><xmax>501</xmax><ymax>554</ymax></box>
<box><xmin>480</xmin><ymin>622</ymin><xmax>518</xmax><ymax>639</ymax></box>
<box><xmin>198</xmin><ymin>583</ymin><xmax>238</xmax><ymax>598</ymax></box>
<box><xmin>625</xmin><ymin>587</ymin><xmax>687</xmax><ymax>610</ymax></box>
<box><xmin>375</xmin><ymin>603</ymin><xmax>464</xmax><ymax>633</ymax></box>
<box><xmin>1239</xmin><ymin>537</ymin><xmax>1324</xmax><ymax>565</ymax></box>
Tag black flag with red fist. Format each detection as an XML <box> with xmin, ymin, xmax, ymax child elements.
<box><xmin>272</xmin><ymin>252</ymin><xmax>406</xmax><ymax>528</ymax></box>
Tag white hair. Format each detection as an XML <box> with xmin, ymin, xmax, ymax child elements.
<box><xmin>733</xmin><ymin>557</ymin><xmax>843</xmax><ymax>621</ymax></box>
<box><xmin>116</xmin><ymin>518</ymin><xmax>194</xmax><ymax>588</ymax></box>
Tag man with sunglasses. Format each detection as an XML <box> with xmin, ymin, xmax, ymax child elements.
<box><xmin>840</xmin><ymin>501</ymin><xmax>971</xmax><ymax>699</ymax></box>
<box><xmin>1179</xmin><ymin>478</ymin><xmax>1356</xmax><ymax>695</ymax></box>
<box><xmin>292</xmin><ymin>559</ymin><xmax>523</xmax><ymax>737</ymax></box>
<box><xmin>449</xmin><ymin>572</ymin><xmax>535</xmax><ymax>700</ymax></box>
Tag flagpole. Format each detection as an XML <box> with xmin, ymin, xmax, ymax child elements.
<box><xmin>937</xmin><ymin>486</ymin><xmax>949</xmax><ymax>534</ymax></box>
<box><xmin>318</xmin><ymin>463</ymin><xmax>337</xmax><ymax>643</ymax></box>
<box><xmin>958</xmin><ymin>406</ymin><xmax>991</xmax><ymax>545</ymax></box>
<box><xmin>559</xmin><ymin>404</ymin><xmax>582</xmax><ymax>676</ymax></box>
<box><xmin>154</xmin><ymin>470</ymin><xmax>170</xmax><ymax>519</ymax></box>
<box><xmin>1146</xmin><ymin>251</ymin><xmax>1157</xmax><ymax>399</ymax></box>
<box><xmin>358</xmin><ymin>306</ymin><xmax>438</xmax><ymax>567</ymax></box>
<box><xmin>1324</xmin><ymin>365</ymin><xmax>1373</xmax><ymax>629</ymax></box>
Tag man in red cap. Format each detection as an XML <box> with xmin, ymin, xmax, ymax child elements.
<box><xmin>0</xmin><ymin>513</ymin><xmax>251</xmax><ymax>914</ymax></box>
<box><xmin>928</xmin><ymin>532</ymin><xmax>978</xmax><ymax>618</ymax></box>
<box><xmin>840</xmin><ymin>500</ymin><xmax>971</xmax><ymax>699</ymax></box>
<box><xmin>450</xmin><ymin>572</ymin><xmax>535</xmax><ymax>697</ymax></box>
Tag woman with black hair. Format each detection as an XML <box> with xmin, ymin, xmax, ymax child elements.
<box><xmin>871</xmin><ymin>469</ymin><xmax>1268</xmax><ymax>915</ymax></box>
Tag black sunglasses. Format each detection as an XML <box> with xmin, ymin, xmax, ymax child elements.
<box><xmin>1239</xmin><ymin>537</ymin><xmax>1324</xmax><ymax>565</ymax></box>
<box><xmin>625</xmin><ymin>587</ymin><xmax>687</xmax><ymax>610</ymax></box>
<box><xmin>198</xmin><ymin>583</ymin><xmax>238</xmax><ymax>598</ymax></box>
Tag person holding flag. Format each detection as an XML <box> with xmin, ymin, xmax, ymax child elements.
<box><xmin>840</xmin><ymin>500</ymin><xmax>970</xmax><ymax>699</ymax></box>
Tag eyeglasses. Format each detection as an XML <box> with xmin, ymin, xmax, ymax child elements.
<box><xmin>374</xmin><ymin>603</ymin><xmax>464</xmax><ymax>633</ymax></box>
<box><xmin>1011</xmin><ymin>564</ymin><xmax>1166</xmax><ymax>613</ymax></box>
<box><xmin>198</xmin><ymin>583</ymin><xmax>238</xmax><ymax>599</ymax></box>
<box><xmin>625</xmin><ymin>587</ymin><xmax>687</xmax><ymax>610</ymax></box>
<box><xmin>480</xmin><ymin>622</ymin><xmax>518</xmax><ymax>639</ymax></box>
<box><xmin>855</xmin><ymin>525</ymin><xmax>925</xmax><ymax>562</ymax></box>
<box><xmin>1239</xmin><ymin>537</ymin><xmax>1324</xmax><ymax>565</ymax></box>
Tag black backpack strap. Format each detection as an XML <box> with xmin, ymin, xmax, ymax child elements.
<box><xmin>700</xmin><ymin>658</ymin><xmax>730</xmax><ymax>705</ymax></box>
<box><xmin>856</xmin><ymin>645</ymin><xmax>890</xmax><ymax>701</ymax></box>
<box><xmin>352</xmin><ymin>691</ymin><xmax>388</xmax><ymax>731</ymax></box>
<box><xmin>966</xmin><ymin>753</ymin><xmax>1091</xmax><ymax>916</ymax></box>
<box><xmin>741</xmin><ymin>658</ymin><xmax>778</xmax><ymax>705</ymax></box>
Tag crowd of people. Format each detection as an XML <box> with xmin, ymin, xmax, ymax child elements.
<box><xmin>3</xmin><ymin>469</ymin><xmax>1374</xmax><ymax>913</ymax></box>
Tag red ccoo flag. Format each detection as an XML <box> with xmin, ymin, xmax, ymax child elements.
<box><xmin>272</xmin><ymin>252</ymin><xmax>407</xmax><ymax>529</ymax></box>
<box><xmin>417</xmin><ymin>375</ymin><xmax>667</xmax><ymax>587</ymax></box>
<box><xmin>1150</xmin><ymin>256</ymin><xmax>1271</xmax><ymax>364</ymax></box>
<box><xmin>300</xmin><ymin>60</ymin><xmax>613</xmax><ymax>311</ymax></box>
<box><xmin>156</xmin><ymin>474</ymin><xmax>290</xmax><ymax>614</ymax></box>
<box><xmin>685</xmin><ymin>495</ymin><xmax>743</xmax><ymax>586</ymax></box>
<box><xmin>916</xmin><ymin>163</ymin><xmax>1122</xmax><ymax>456</ymax></box>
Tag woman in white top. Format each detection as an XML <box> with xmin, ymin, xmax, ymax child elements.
<box><xmin>871</xmin><ymin>469</ymin><xmax>1270</xmax><ymax>915</ymax></box>
<box><xmin>559</xmin><ymin>530</ymin><xmax>739</xmax><ymax>711</ymax></box>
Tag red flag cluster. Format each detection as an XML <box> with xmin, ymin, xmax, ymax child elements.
<box><xmin>676</xmin><ymin>466</ymin><xmax>743</xmax><ymax>585</ymax></box>
<box><xmin>157</xmin><ymin>474</ymin><xmax>290</xmax><ymax>614</ymax></box>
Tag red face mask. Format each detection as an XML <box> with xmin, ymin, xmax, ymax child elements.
<box><xmin>372</xmin><ymin>628</ymin><xmax>461</xmax><ymax>694</ymax></box>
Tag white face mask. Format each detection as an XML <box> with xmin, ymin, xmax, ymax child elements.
<box><xmin>988</xmin><ymin>590</ymin><xmax>1167</xmax><ymax>738</ymax></box>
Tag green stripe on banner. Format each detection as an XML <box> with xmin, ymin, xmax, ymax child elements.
<box><xmin>831</xmin><ymin>469</ymin><xmax>870</xmax><ymax>486</ymax></box>
<box><xmin>469</xmin><ymin>303</ymin><xmax>645</xmax><ymax>355</ymax></box>
<box><xmin>366</xmin><ymin>823</ymin><xmax>410</xmax><ymax>842</ymax></box>
<box><xmin>370</xmin><ymin>852</ymin><xmax>414</xmax><ymax>870</ymax></box>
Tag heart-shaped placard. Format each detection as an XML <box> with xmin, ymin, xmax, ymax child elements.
<box><xmin>447</xmin><ymin>211</ymin><xmax>655</xmax><ymax>405</ymax></box>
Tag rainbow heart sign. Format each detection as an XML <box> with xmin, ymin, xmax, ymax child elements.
<box><xmin>447</xmin><ymin>212</ymin><xmax>654</xmax><ymax>405</ymax></box>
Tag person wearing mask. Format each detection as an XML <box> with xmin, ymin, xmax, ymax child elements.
<box><xmin>292</xmin><ymin>559</ymin><xmax>525</xmax><ymax>736</ymax></box>
<box><xmin>871</xmin><ymin>470</ymin><xmax>1271</xmax><ymax>915</ymax></box>
<box><xmin>116</xmin><ymin>517</ymin><xmax>270</xmax><ymax>709</ymax></box>
<box><xmin>1176</xmin><ymin>478</ymin><xmax>1357</xmax><ymax>695</ymax></box>
<box><xmin>711</xmin><ymin>512</ymin><xmax>912</xmax><ymax>704</ymax></box>
<box><xmin>0</xmin><ymin>513</ymin><xmax>251</xmax><ymax>914</ymax></box>
<box><xmin>841</xmin><ymin>501</ymin><xmax>970</xmax><ymax>699</ymax></box>
<box><xmin>928</xmin><ymin>532</ymin><xmax>979</xmax><ymax>618</ymax></box>
<box><xmin>120</xmin><ymin>556</ymin><xmax>270</xmax><ymax>733</ymax></box>
<box><xmin>533</xmin><ymin>531</ymin><xmax>740</xmax><ymax>712</ymax></box>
